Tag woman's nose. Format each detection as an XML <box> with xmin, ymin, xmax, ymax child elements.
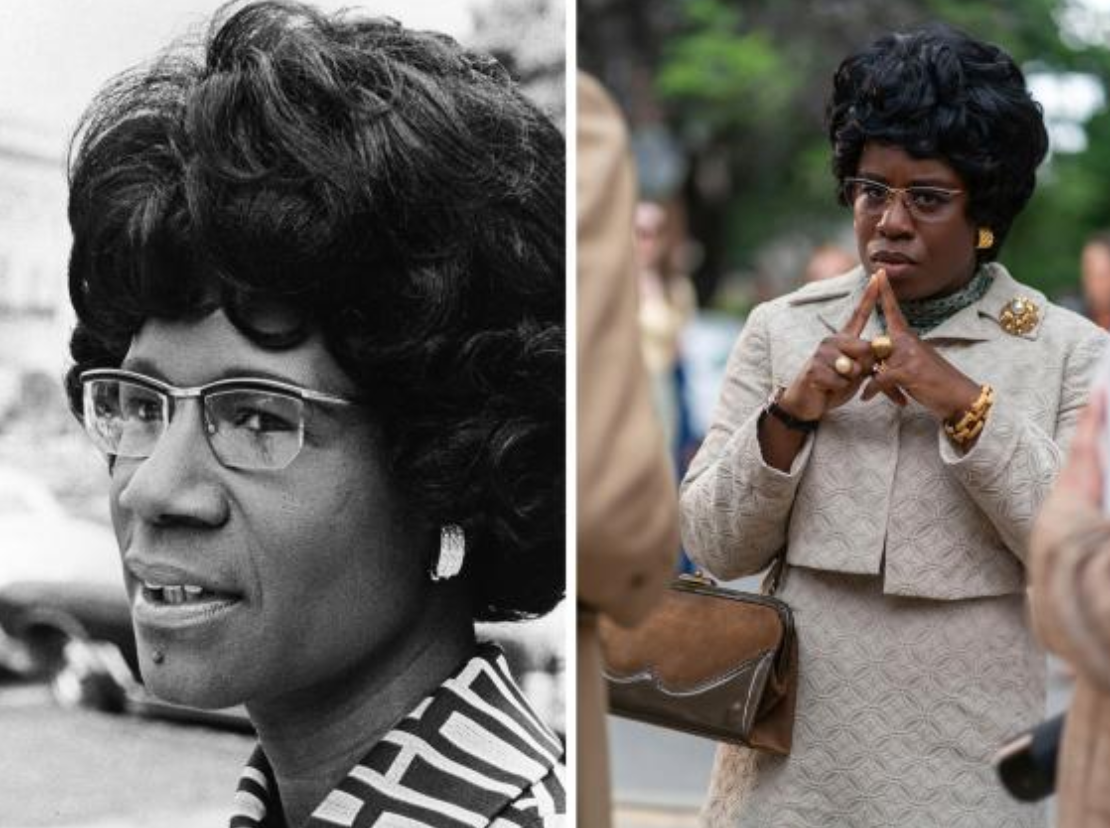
<box><xmin>876</xmin><ymin>195</ymin><xmax>914</xmax><ymax>238</ymax></box>
<box><xmin>114</xmin><ymin>402</ymin><xmax>229</xmax><ymax>528</ymax></box>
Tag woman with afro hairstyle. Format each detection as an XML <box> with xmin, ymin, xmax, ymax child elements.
<box><xmin>65</xmin><ymin>2</ymin><xmax>564</xmax><ymax>825</ymax></box>
<box><xmin>681</xmin><ymin>24</ymin><xmax>1106</xmax><ymax>827</ymax></box>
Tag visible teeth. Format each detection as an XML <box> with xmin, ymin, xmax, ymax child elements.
<box><xmin>143</xmin><ymin>582</ymin><xmax>213</xmax><ymax>604</ymax></box>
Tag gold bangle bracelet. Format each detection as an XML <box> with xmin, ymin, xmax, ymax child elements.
<box><xmin>944</xmin><ymin>384</ymin><xmax>994</xmax><ymax>446</ymax></box>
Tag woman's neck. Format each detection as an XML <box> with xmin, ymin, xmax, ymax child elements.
<box><xmin>247</xmin><ymin>589</ymin><xmax>476</xmax><ymax>828</ymax></box>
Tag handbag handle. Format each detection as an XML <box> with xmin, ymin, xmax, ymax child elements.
<box><xmin>761</xmin><ymin>550</ymin><xmax>787</xmax><ymax>596</ymax></box>
<box><xmin>686</xmin><ymin>547</ymin><xmax>788</xmax><ymax>596</ymax></box>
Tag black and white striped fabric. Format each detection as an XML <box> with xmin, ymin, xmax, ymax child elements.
<box><xmin>230</xmin><ymin>644</ymin><xmax>565</xmax><ymax>827</ymax></box>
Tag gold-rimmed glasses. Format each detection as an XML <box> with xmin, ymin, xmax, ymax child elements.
<box><xmin>843</xmin><ymin>176</ymin><xmax>965</xmax><ymax>223</ymax></box>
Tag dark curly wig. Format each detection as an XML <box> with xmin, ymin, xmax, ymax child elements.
<box><xmin>64</xmin><ymin>0</ymin><xmax>565</xmax><ymax>623</ymax></box>
<box><xmin>827</xmin><ymin>24</ymin><xmax>1048</xmax><ymax>260</ymax></box>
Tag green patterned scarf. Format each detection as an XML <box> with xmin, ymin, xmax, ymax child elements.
<box><xmin>877</xmin><ymin>268</ymin><xmax>994</xmax><ymax>334</ymax></box>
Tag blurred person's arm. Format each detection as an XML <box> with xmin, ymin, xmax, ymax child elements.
<box><xmin>1030</xmin><ymin>389</ymin><xmax>1110</xmax><ymax>691</ymax></box>
<box><xmin>576</xmin><ymin>73</ymin><xmax>679</xmax><ymax>628</ymax></box>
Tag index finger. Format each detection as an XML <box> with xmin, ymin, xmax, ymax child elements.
<box><xmin>876</xmin><ymin>269</ymin><xmax>909</xmax><ymax>333</ymax></box>
<box><xmin>840</xmin><ymin>273</ymin><xmax>879</xmax><ymax>338</ymax></box>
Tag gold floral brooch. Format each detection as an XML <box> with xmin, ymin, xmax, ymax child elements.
<box><xmin>999</xmin><ymin>296</ymin><xmax>1039</xmax><ymax>336</ymax></box>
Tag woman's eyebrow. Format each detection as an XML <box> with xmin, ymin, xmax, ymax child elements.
<box><xmin>855</xmin><ymin>171</ymin><xmax>961</xmax><ymax>188</ymax></box>
<box><xmin>118</xmin><ymin>357</ymin><xmax>167</xmax><ymax>381</ymax></box>
<box><xmin>118</xmin><ymin>357</ymin><xmax>311</xmax><ymax>388</ymax></box>
<box><xmin>908</xmin><ymin>178</ymin><xmax>962</xmax><ymax>189</ymax></box>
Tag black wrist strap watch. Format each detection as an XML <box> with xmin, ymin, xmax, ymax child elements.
<box><xmin>762</xmin><ymin>388</ymin><xmax>819</xmax><ymax>434</ymax></box>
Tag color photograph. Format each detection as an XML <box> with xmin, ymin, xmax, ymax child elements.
<box><xmin>578</xmin><ymin>2</ymin><xmax>1110</xmax><ymax>827</ymax></box>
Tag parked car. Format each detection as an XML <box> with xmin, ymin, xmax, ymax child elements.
<box><xmin>0</xmin><ymin>466</ymin><xmax>121</xmax><ymax>589</ymax></box>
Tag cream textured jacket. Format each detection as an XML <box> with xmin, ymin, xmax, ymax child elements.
<box><xmin>682</xmin><ymin>263</ymin><xmax>1107</xmax><ymax>599</ymax></box>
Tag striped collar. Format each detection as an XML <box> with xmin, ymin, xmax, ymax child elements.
<box><xmin>230</xmin><ymin>643</ymin><xmax>565</xmax><ymax>827</ymax></box>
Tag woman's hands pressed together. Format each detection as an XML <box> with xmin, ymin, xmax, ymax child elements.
<box><xmin>762</xmin><ymin>269</ymin><xmax>986</xmax><ymax>471</ymax></box>
<box><xmin>861</xmin><ymin>269</ymin><xmax>982</xmax><ymax>424</ymax></box>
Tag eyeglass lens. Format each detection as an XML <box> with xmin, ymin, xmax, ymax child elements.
<box><xmin>84</xmin><ymin>378</ymin><xmax>306</xmax><ymax>470</ymax></box>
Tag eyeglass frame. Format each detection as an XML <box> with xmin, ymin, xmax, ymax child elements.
<box><xmin>79</xmin><ymin>367</ymin><xmax>360</xmax><ymax>471</ymax></box>
<box><xmin>841</xmin><ymin>176</ymin><xmax>966</xmax><ymax>223</ymax></box>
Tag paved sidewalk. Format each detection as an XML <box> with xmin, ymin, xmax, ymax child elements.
<box><xmin>615</xmin><ymin>803</ymin><xmax>700</xmax><ymax>828</ymax></box>
<box><xmin>0</xmin><ymin>684</ymin><xmax>251</xmax><ymax>827</ymax></box>
<box><xmin>7</xmin><ymin>812</ymin><xmax>229</xmax><ymax>828</ymax></box>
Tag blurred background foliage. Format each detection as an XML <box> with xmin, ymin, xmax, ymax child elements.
<box><xmin>579</xmin><ymin>0</ymin><xmax>1110</xmax><ymax>310</ymax></box>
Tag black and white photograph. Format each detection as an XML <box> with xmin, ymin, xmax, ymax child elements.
<box><xmin>0</xmin><ymin>1</ymin><xmax>566</xmax><ymax>825</ymax></box>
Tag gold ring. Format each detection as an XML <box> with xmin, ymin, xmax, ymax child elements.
<box><xmin>871</xmin><ymin>334</ymin><xmax>893</xmax><ymax>361</ymax></box>
<box><xmin>873</xmin><ymin>360</ymin><xmax>887</xmax><ymax>374</ymax></box>
<box><xmin>834</xmin><ymin>355</ymin><xmax>854</xmax><ymax>376</ymax></box>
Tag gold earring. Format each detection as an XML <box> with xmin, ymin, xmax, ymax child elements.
<box><xmin>976</xmin><ymin>227</ymin><xmax>994</xmax><ymax>250</ymax></box>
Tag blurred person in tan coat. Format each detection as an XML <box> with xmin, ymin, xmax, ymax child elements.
<box><xmin>634</xmin><ymin>200</ymin><xmax>697</xmax><ymax>453</ymax></box>
<box><xmin>1030</xmin><ymin>388</ymin><xmax>1110</xmax><ymax>827</ymax></box>
<box><xmin>577</xmin><ymin>71</ymin><xmax>680</xmax><ymax>828</ymax></box>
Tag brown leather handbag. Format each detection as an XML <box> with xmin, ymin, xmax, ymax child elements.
<box><xmin>598</xmin><ymin>565</ymin><xmax>798</xmax><ymax>754</ymax></box>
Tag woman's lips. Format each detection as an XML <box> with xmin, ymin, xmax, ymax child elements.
<box><xmin>878</xmin><ymin>261</ymin><xmax>915</xmax><ymax>279</ymax></box>
<box><xmin>873</xmin><ymin>255</ymin><xmax>916</xmax><ymax>278</ymax></box>
<box><xmin>127</xmin><ymin>568</ymin><xmax>244</xmax><ymax>631</ymax></box>
<box><xmin>131</xmin><ymin>587</ymin><xmax>241</xmax><ymax>630</ymax></box>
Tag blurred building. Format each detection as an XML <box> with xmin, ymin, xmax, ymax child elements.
<box><xmin>469</xmin><ymin>0</ymin><xmax>564</xmax><ymax>126</ymax></box>
<box><xmin>0</xmin><ymin>117</ymin><xmax>70</xmax><ymax>383</ymax></box>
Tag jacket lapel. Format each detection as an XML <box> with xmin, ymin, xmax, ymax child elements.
<box><xmin>806</xmin><ymin>262</ymin><xmax>1046</xmax><ymax>343</ymax></box>
<box><xmin>923</xmin><ymin>262</ymin><xmax>1047</xmax><ymax>342</ymax></box>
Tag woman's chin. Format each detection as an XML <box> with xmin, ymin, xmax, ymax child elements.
<box><xmin>139</xmin><ymin>657</ymin><xmax>243</xmax><ymax>711</ymax></box>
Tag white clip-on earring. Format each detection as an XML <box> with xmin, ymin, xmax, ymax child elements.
<box><xmin>431</xmin><ymin>524</ymin><xmax>465</xmax><ymax>581</ymax></box>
